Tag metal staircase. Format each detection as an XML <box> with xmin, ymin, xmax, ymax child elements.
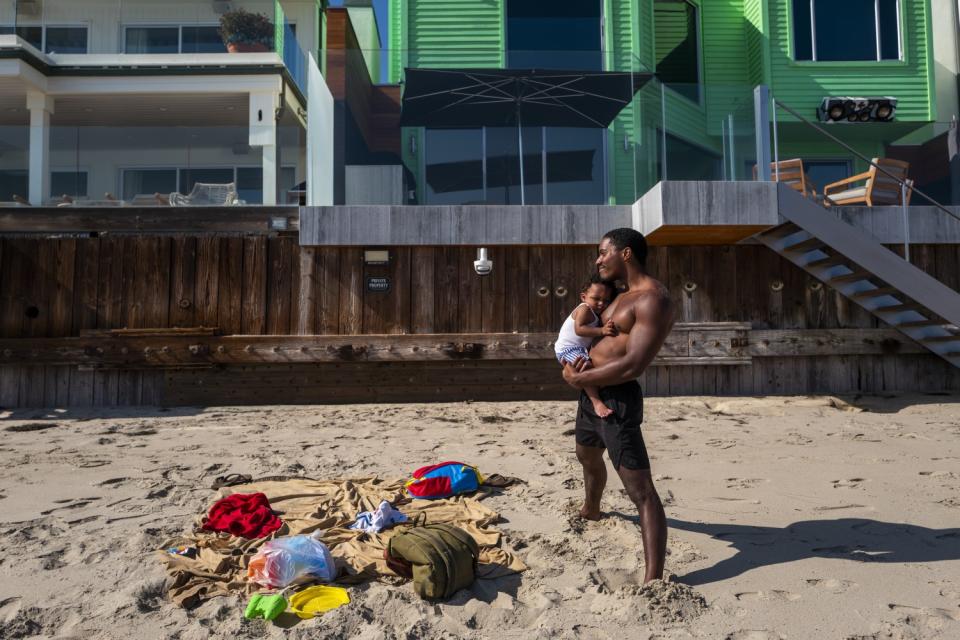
<box><xmin>755</xmin><ymin>185</ymin><xmax>960</xmax><ymax>368</ymax></box>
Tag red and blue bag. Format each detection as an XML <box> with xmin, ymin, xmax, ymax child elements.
<box><xmin>405</xmin><ymin>462</ymin><xmax>484</xmax><ymax>500</ymax></box>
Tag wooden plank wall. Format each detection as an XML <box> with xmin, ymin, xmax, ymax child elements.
<box><xmin>1</xmin><ymin>236</ymin><xmax>958</xmax><ymax>407</ymax></box>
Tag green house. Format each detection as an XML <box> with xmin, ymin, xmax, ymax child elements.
<box><xmin>384</xmin><ymin>0</ymin><xmax>936</xmax><ymax>205</ymax></box>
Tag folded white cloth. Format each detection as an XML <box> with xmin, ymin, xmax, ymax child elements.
<box><xmin>349</xmin><ymin>500</ymin><xmax>408</xmax><ymax>534</ymax></box>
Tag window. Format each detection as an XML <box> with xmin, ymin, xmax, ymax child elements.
<box><xmin>51</xmin><ymin>171</ymin><xmax>88</xmax><ymax>198</ymax></box>
<box><xmin>44</xmin><ymin>27</ymin><xmax>88</xmax><ymax>53</ymax></box>
<box><xmin>792</xmin><ymin>0</ymin><xmax>901</xmax><ymax>61</ymax></box>
<box><xmin>506</xmin><ymin>0</ymin><xmax>601</xmax><ymax>70</ymax></box>
<box><xmin>0</xmin><ymin>25</ymin><xmax>87</xmax><ymax>53</ymax></box>
<box><xmin>122</xmin><ymin>169</ymin><xmax>177</xmax><ymax>200</ymax></box>
<box><xmin>0</xmin><ymin>170</ymin><xmax>28</xmax><ymax>202</ymax></box>
<box><xmin>803</xmin><ymin>159</ymin><xmax>852</xmax><ymax>191</ymax></box>
<box><xmin>125</xmin><ymin>26</ymin><xmax>226</xmax><ymax>54</ymax></box>
<box><xmin>424</xmin><ymin>129</ymin><xmax>485</xmax><ymax>205</ymax></box>
<box><xmin>657</xmin><ymin>132</ymin><xmax>722</xmax><ymax>181</ymax></box>
<box><xmin>121</xmin><ymin>166</ymin><xmax>295</xmax><ymax>204</ymax></box>
<box><xmin>654</xmin><ymin>0</ymin><xmax>701</xmax><ymax>103</ymax></box>
<box><xmin>424</xmin><ymin>127</ymin><xmax>605</xmax><ymax>205</ymax></box>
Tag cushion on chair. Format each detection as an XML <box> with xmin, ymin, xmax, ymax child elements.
<box><xmin>827</xmin><ymin>187</ymin><xmax>867</xmax><ymax>202</ymax></box>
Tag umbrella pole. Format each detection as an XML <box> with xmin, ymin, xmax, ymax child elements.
<box><xmin>517</xmin><ymin>104</ymin><xmax>526</xmax><ymax>206</ymax></box>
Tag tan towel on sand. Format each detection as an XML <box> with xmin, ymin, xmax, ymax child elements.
<box><xmin>159</xmin><ymin>477</ymin><xmax>527</xmax><ymax>608</ymax></box>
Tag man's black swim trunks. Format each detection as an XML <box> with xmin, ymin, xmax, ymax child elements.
<box><xmin>574</xmin><ymin>380</ymin><xmax>650</xmax><ymax>470</ymax></box>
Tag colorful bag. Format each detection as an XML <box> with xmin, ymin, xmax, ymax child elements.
<box><xmin>404</xmin><ymin>462</ymin><xmax>483</xmax><ymax>500</ymax></box>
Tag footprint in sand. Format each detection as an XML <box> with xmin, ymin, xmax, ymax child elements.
<box><xmin>725</xmin><ymin>631</ymin><xmax>784</xmax><ymax>640</ymax></box>
<box><xmin>734</xmin><ymin>590</ymin><xmax>801</xmax><ymax>602</ymax></box>
<box><xmin>831</xmin><ymin>478</ymin><xmax>866</xmax><ymax>489</ymax></box>
<box><xmin>937</xmin><ymin>497</ymin><xmax>960</xmax><ymax>508</ymax></box>
<box><xmin>5</xmin><ymin>423</ymin><xmax>59</xmax><ymax>433</ymax></box>
<box><xmin>888</xmin><ymin>603</ymin><xmax>960</xmax><ymax>626</ymax></box>
<box><xmin>706</xmin><ymin>438</ymin><xmax>737</xmax><ymax>449</ymax></box>
<box><xmin>805</xmin><ymin>578</ymin><xmax>858</xmax><ymax>593</ymax></box>
<box><xmin>725</xmin><ymin>478</ymin><xmax>764</xmax><ymax>490</ymax></box>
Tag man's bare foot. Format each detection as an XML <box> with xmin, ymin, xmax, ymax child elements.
<box><xmin>590</xmin><ymin>397</ymin><xmax>613</xmax><ymax>419</ymax></box>
<box><xmin>579</xmin><ymin>504</ymin><xmax>602</xmax><ymax>521</ymax></box>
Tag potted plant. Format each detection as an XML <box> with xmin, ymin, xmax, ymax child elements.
<box><xmin>219</xmin><ymin>8</ymin><xmax>274</xmax><ymax>53</ymax></box>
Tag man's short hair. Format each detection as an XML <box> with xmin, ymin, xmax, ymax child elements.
<box><xmin>603</xmin><ymin>228</ymin><xmax>648</xmax><ymax>267</ymax></box>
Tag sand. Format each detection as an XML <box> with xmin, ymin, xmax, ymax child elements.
<box><xmin>1</xmin><ymin>394</ymin><xmax>959</xmax><ymax>639</ymax></box>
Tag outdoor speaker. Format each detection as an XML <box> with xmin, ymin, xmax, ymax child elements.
<box><xmin>817</xmin><ymin>97</ymin><xmax>897</xmax><ymax>123</ymax></box>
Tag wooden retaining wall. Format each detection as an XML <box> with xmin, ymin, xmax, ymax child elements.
<box><xmin>0</xmin><ymin>234</ymin><xmax>957</xmax><ymax>407</ymax></box>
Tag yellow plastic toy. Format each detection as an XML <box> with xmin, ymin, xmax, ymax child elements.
<box><xmin>288</xmin><ymin>586</ymin><xmax>350</xmax><ymax>619</ymax></box>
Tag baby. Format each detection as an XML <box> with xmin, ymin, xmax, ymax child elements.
<box><xmin>555</xmin><ymin>274</ymin><xmax>618</xmax><ymax>418</ymax></box>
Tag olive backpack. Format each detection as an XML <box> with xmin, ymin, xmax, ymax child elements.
<box><xmin>385</xmin><ymin>522</ymin><xmax>479</xmax><ymax>600</ymax></box>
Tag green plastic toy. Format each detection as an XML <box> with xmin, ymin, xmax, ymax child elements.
<box><xmin>244</xmin><ymin>593</ymin><xmax>287</xmax><ymax>621</ymax></box>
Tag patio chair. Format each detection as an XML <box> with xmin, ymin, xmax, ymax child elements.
<box><xmin>752</xmin><ymin>158</ymin><xmax>819</xmax><ymax>199</ymax></box>
<box><xmin>165</xmin><ymin>182</ymin><xmax>241</xmax><ymax>207</ymax></box>
<box><xmin>823</xmin><ymin>158</ymin><xmax>912</xmax><ymax>206</ymax></box>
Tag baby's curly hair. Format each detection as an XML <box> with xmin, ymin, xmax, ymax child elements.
<box><xmin>580</xmin><ymin>273</ymin><xmax>616</xmax><ymax>296</ymax></box>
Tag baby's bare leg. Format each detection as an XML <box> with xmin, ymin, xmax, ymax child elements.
<box><xmin>585</xmin><ymin>386</ymin><xmax>613</xmax><ymax>418</ymax></box>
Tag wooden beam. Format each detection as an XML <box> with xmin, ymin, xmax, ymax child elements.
<box><xmin>748</xmin><ymin>328</ymin><xmax>926</xmax><ymax>357</ymax></box>
<box><xmin>0</xmin><ymin>325</ymin><xmax>752</xmax><ymax>368</ymax></box>
<box><xmin>0</xmin><ymin>208</ymin><xmax>299</xmax><ymax>235</ymax></box>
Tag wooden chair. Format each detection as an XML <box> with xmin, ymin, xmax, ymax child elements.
<box><xmin>753</xmin><ymin>158</ymin><xmax>819</xmax><ymax>199</ymax></box>
<box><xmin>823</xmin><ymin>158</ymin><xmax>912</xmax><ymax>206</ymax></box>
<box><xmin>167</xmin><ymin>182</ymin><xmax>241</xmax><ymax>207</ymax></box>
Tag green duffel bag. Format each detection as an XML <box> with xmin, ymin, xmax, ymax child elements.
<box><xmin>385</xmin><ymin>523</ymin><xmax>479</xmax><ymax>600</ymax></box>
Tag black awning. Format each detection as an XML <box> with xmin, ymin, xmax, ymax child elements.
<box><xmin>400</xmin><ymin>68</ymin><xmax>653</xmax><ymax>128</ymax></box>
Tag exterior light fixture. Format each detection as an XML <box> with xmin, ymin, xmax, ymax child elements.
<box><xmin>409</xmin><ymin>134</ymin><xmax>417</xmax><ymax>155</ymax></box>
<box><xmin>363</xmin><ymin>249</ymin><xmax>390</xmax><ymax>265</ymax></box>
<box><xmin>269</xmin><ymin>217</ymin><xmax>289</xmax><ymax>231</ymax></box>
<box><xmin>817</xmin><ymin>97</ymin><xmax>897</xmax><ymax>123</ymax></box>
<box><xmin>473</xmin><ymin>248</ymin><xmax>492</xmax><ymax>276</ymax></box>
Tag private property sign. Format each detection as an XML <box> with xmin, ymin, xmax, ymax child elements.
<box><xmin>366</xmin><ymin>277</ymin><xmax>391</xmax><ymax>292</ymax></box>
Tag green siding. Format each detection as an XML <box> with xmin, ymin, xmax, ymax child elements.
<box><xmin>608</xmin><ymin>0</ymin><xmax>645</xmax><ymax>203</ymax></box>
<box><xmin>742</xmin><ymin>0</ymin><xmax>765</xmax><ymax>87</ymax></box>
<box><xmin>767</xmin><ymin>0</ymin><xmax>933</xmax><ymax>123</ymax></box>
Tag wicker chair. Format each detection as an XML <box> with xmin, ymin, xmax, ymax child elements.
<box><xmin>166</xmin><ymin>182</ymin><xmax>241</xmax><ymax>207</ymax></box>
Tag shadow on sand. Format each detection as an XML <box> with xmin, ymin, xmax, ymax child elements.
<box><xmin>668</xmin><ymin>517</ymin><xmax>960</xmax><ymax>586</ymax></box>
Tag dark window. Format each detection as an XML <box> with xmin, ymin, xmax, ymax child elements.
<box><xmin>0</xmin><ymin>25</ymin><xmax>42</xmax><ymax>49</ymax></box>
<box><xmin>45</xmin><ymin>26</ymin><xmax>87</xmax><ymax>53</ymax></box>
<box><xmin>0</xmin><ymin>170</ymin><xmax>28</xmax><ymax>202</ymax></box>
<box><xmin>125</xmin><ymin>27</ymin><xmax>179</xmax><ymax>54</ymax></box>
<box><xmin>236</xmin><ymin>167</ymin><xmax>263</xmax><ymax>204</ymax></box>
<box><xmin>424</xmin><ymin>129</ymin><xmax>485</xmax><ymax>204</ymax></box>
<box><xmin>506</xmin><ymin>0</ymin><xmax>601</xmax><ymax>70</ymax></box>
<box><xmin>793</xmin><ymin>0</ymin><xmax>900</xmax><ymax>61</ymax></box>
<box><xmin>486</xmin><ymin>126</ymin><xmax>543</xmax><ymax>205</ymax></box>
<box><xmin>544</xmin><ymin>128</ymin><xmax>605</xmax><ymax>204</ymax></box>
<box><xmin>178</xmin><ymin>168</ymin><xmax>234</xmax><ymax>195</ymax></box>
<box><xmin>51</xmin><ymin>171</ymin><xmax>88</xmax><ymax>198</ymax></box>
<box><xmin>122</xmin><ymin>169</ymin><xmax>177</xmax><ymax>200</ymax></box>
<box><xmin>803</xmin><ymin>159</ymin><xmax>852</xmax><ymax>191</ymax></box>
<box><xmin>181</xmin><ymin>26</ymin><xmax>225</xmax><ymax>53</ymax></box>
<box><xmin>654</xmin><ymin>0</ymin><xmax>700</xmax><ymax>102</ymax></box>
<box><xmin>657</xmin><ymin>132</ymin><xmax>722</xmax><ymax>181</ymax></box>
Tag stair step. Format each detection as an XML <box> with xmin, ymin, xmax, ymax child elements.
<box><xmin>806</xmin><ymin>255</ymin><xmax>847</xmax><ymax>269</ymax></box>
<box><xmin>899</xmin><ymin>319</ymin><xmax>945</xmax><ymax>329</ymax></box>
<box><xmin>921</xmin><ymin>335</ymin><xmax>960</xmax><ymax>343</ymax></box>
<box><xmin>829</xmin><ymin>271</ymin><xmax>874</xmax><ymax>285</ymax></box>
<box><xmin>850</xmin><ymin>286</ymin><xmax>899</xmax><ymax>300</ymax></box>
<box><xmin>759</xmin><ymin>223</ymin><xmax>801</xmax><ymax>240</ymax></box>
<box><xmin>876</xmin><ymin>302</ymin><xmax>926</xmax><ymax>313</ymax></box>
<box><xmin>784</xmin><ymin>237</ymin><xmax>825</xmax><ymax>254</ymax></box>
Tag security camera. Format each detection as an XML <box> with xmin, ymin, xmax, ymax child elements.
<box><xmin>473</xmin><ymin>247</ymin><xmax>493</xmax><ymax>276</ymax></box>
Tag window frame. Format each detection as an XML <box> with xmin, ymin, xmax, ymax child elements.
<box><xmin>791</xmin><ymin>0</ymin><xmax>903</xmax><ymax>63</ymax></box>
<box><xmin>0</xmin><ymin>23</ymin><xmax>89</xmax><ymax>54</ymax></box>
<box><xmin>122</xmin><ymin>24</ymin><xmax>226</xmax><ymax>54</ymax></box>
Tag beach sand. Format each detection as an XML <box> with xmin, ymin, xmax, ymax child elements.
<box><xmin>1</xmin><ymin>394</ymin><xmax>959</xmax><ymax>639</ymax></box>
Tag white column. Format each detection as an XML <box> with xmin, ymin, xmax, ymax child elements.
<box><xmin>26</xmin><ymin>92</ymin><xmax>54</xmax><ymax>206</ymax></box>
<box><xmin>249</xmin><ymin>91</ymin><xmax>280</xmax><ymax>205</ymax></box>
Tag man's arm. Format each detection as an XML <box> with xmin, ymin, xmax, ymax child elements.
<box><xmin>563</xmin><ymin>293</ymin><xmax>673</xmax><ymax>389</ymax></box>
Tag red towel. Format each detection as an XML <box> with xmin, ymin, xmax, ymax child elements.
<box><xmin>201</xmin><ymin>492</ymin><xmax>282</xmax><ymax>539</ymax></box>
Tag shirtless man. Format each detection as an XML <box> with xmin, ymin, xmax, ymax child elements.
<box><xmin>561</xmin><ymin>228</ymin><xmax>674</xmax><ymax>583</ymax></box>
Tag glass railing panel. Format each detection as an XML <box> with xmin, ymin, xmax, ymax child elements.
<box><xmin>0</xmin><ymin>125</ymin><xmax>29</xmax><ymax>206</ymax></box>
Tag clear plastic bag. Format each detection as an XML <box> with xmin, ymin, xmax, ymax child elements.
<box><xmin>247</xmin><ymin>531</ymin><xmax>336</xmax><ymax>588</ymax></box>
